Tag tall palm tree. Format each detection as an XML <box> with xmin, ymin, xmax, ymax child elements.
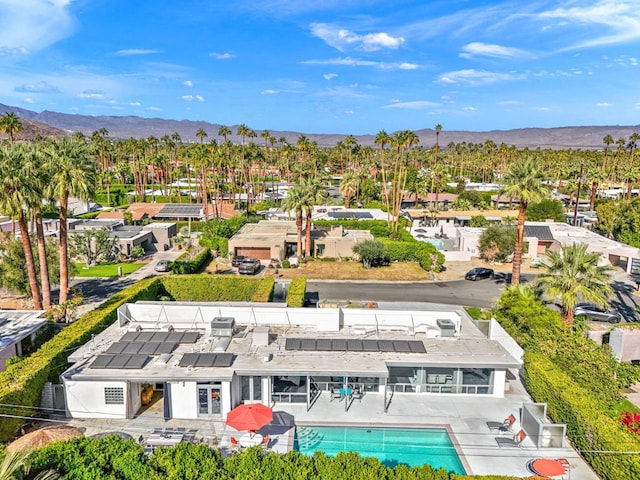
<box><xmin>0</xmin><ymin>450</ymin><xmax>59</xmax><ymax>480</ymax></box>
<box><xmin>0</xmin><ymin>145</ymin><xmax>43</xmax><ymax>309</ymax></box>
<box><xmin>0</xmin><ymin>113</ymin><xmax>23</xmax><ymax>144</ymax></box>
<box><xmin>281</xmin><ymin>184</ymin><xmax>306</xmax><ymax>258</ymax></box>
<box><xmin>302</xmin><ymin>177</ymin><xmax>328</xmax><ymax>257</ymax></box>
<box><xmin>501</xmin><ymin>157</ymin><xmax>549</xmax><ymax>285</ymax></box>
<box><xmin>196</xmin><ymin>128</ymin><xmax>208</xmax><ymax>144</ymax></box>
<box><xmin>339</xmin><ymin>171</ymin><xmax>359</xmax><ymax>208</ymax></box>
<box><xmin>44</xmin><ymin>137</ymin><xmax>97</xmax><ymax>304</ymax></box>
<box><xmin>534</xmin><ymin>243</ymin><xmax>613</xmax><ymax>327</ymax></box>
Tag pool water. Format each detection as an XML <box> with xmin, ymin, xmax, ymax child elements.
<box><xmin>294</xmin><ymin>426</ymin><xmax>465</xmax><ymax>473</ymax></box>
<box><xmin>418</xmin><ymin>237</ymin><xmax>445</xmax><ymax>250</ymax></box>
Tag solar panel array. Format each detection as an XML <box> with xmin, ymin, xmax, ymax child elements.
<box><xmin>120</xmin><ymin>331</ymin><xmax>200</xmax><ymax>343</ymax></box>
<box><xmin>285</xmin><ymin>338</ymin><xmax>426</xmax><ymax>353</ymax></box>
<box><xmin>158</xmin><ymin>204</ymin><xmax>203</xmax><ymax>218</ymax></box>
<box><xmin>326</xmin><ymin>211</ymin><xmax>373</xmax><ymax>219</ymax></box>
<box><xmin>179</xmin><ymin>353</ymin><xmax>234</xmax><ymax>367</ymax></box>
<box><xmin>90</xmin><ymin>354</ymin><xmax>151</xmax><ymax>369</ymax></box>
<box><xmin>106</xmin><ymin>341</ymin><xmax>177</xmax><ymax>355</ymax></box>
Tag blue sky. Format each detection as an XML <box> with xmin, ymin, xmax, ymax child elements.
<box><xmin>0</xmin><ymin>0</ymin><xmax>639</xmax><ymax>134</ymax></box>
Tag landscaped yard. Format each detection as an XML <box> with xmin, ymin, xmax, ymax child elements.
<box><xmin>268</xmin><ymin>260</ymin><xmax>432</xmax><ymax>281</ymax></box>
<box><xmin>73</xmin><ymin>262</ymin><xmax>146</xmax><ymax>277</ymax></box>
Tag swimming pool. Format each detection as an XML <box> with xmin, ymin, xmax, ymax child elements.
<box><xmin>294</xmin><ymin>425</ymin><xmax>465</xmax><ymax>473</ymax></box>
<box><xmin>418</xmin><ymin>237</ymin><xmax>445</xmax><ymax>250</ymax></box>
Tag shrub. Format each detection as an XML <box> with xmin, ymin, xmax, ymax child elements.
<box><xmin>286</xmin><ymin>278</ymin><xmax>307</xmax><ymax>307</ymax></box>
<box><xmin>381</xmin><ymin>239</ymin><xmax>444</xmax><ymax>272</ymax></box>
<box><xmin>352</xmin><ymin>240</ymin><xmax>388</xmax><ymax>268</ymax></box>
<box><xmin>252</xmin><ymin>277</ymin><xmax>275</xmax><ymax>302</ymax></box>
<box><xmin>159</xmin><ymin>276</ymin><xmax>273</xmax><ymax>302</ymax></box>
<box><xmin>170</xmin><ymin>248</ymin><xmax>212</xmax><ymax>274</ymax></box>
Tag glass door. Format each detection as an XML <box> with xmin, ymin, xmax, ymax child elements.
<box><xmin>197</xmin><ymin>384</ymin><xmax>222</xmax><ymax>416</ymax></box>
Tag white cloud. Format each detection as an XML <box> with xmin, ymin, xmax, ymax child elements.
<box><xmin>23</xmin><ymin>97</ymin><xmax>34</xmax><ymax>104</ymax></box>
<box><xmin>310</xmin><ymin>23</ymin><xmax>404</xmax><ymax>52</ymax></box>
<box><xmin>463</xmin><ymin>106</ymin><xmax>477</xmax><ymax>111</ymax></box>
<box><xmin>460</xmin><ymin>42</ymin><xmax>529</xmax><ymax>59</ymax></box>
<box><xmin>183</xmin><ymin>80</ymin><xmax>193</xmax><ymax>87</ymax></box>
<box><xmin>383</xmin><ymin>100</ymin><xmax>439</xmax><ymax>109</ymax></box>
<box><xmin>0</xmin><ymin>0</ymin><xmax>74</xmax><ymax>55</ymax></box>
<box><xmin>181</xmin><ymin>95</ymin><xmax>204</xmax><ymax>102</ymax></box>
<box><xmin>596</xmin><ymin>102</ymin><xmax>613</xmax><ymax>107</ymax></box>
<box><xmin>15</xmin><ymin>81</ymin><xmax>60</xmax><ymax>93</ymax></box>
<box><xmin>344</xmin><ymin>110</ymin><xmax>355</xmax><ymax>115</ymax></box>
<box><xmin>78</xmin><ymin>90</ymin><xmax>106</xmax><ymax>100</ymax></box>
<box><xmin>436</xmin><ymin>69</ymin><xmax>523</xmax><ymax>86</ymax></box>
<box><xmin>538</xmin><ymin>1</ymin><xmax>640</xmax><ymax>50</ymax></box>
<box><xmin>209</xmin><ymin>52</ymin><xmax>235</xmax><ymax>59</ymax></box>
<box><xmin>635</xmin><ymin>102</ymin><xmax>640</xmax><ymax>109</ymax></box>
<box><xmin>147</xmin><ymin>106</ymin><xmax>161</xmax><ymax>111</ymax></box>
<box><xmin>530</xmin><ymin>106</ymin><xmax>550</xmax><ymax>111</ymax></box>
<box><xmin>114</xmin><ymin>49</ymin><xmax>159</xmax><ymax>56</ymax></box>
<box><xmin>323</xmin><ymin>73</ymin><xmax>338</xmax><ymax>80</ymax></box>
<box><xmin>302</xmin><ymin>57</ymin><xmax>417</xmax><ymax>70</ymax></box>
<box><xmin>261</xmin><ymin>89</ymin><xmax>278</xmax><ymax>95</ymax></box>
<box><xmin>128</xmin><ymin>101</ymin><xmax>141</xmax><ymax>106</ymax></box>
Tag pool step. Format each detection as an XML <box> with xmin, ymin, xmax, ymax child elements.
<box><xmin>296</xmin><ymin>427</ymin><xmax>324</xmax><ymax>449</ymax></box>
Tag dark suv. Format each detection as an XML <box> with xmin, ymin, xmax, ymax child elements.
<box><xmin>238</xmin><ymin>258</ymin><xmax>261</xmax><ymax>275</ymax></box>
<box><xmin>231</xmin><ymin>255</ymin><xmax>246</xmax><ymax>267</ymax></box>
<box><xmin>465</xmin><ymin>267</ymin><xmax>494</xmax><ymax>281</ymax></box>
<box><xmin>574</xmin><ymin>302</ymin><xmax>622</xmax><ymax>323</ymax></box>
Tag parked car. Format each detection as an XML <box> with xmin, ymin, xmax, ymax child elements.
<box><xmin>465</xmin><ymin>267</ymin><xmax>494</xmax><ymax>281</ymax></box>
<box><xmin>574</xmin><ymin>302</ymin><xmax>622</xmax><ymax>323</ymax></box>
<box><xmin>231</xmin><ymin>255</ymin><xmax>246</xmax><ymax>267</ymax></box>
<box><xmin>154</xmin><ymin>260</ymin><xmax>171</xmax><ymax>272</ymax></box>
<box><xmin>238</xmin><ymin>258</ymin><xmax>261</xmax><ymax>275</ymax></box>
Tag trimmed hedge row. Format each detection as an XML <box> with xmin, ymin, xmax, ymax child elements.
<box><xmin>159</xmin><ymin>275</ymin><xmax>274</xmax><ymax>303</ymax></box>
<box><xmin>381</xmin><ymin>239</ymin><xmax>445</xmax><ymax>272</ymax></box>
<box><xmin>313</xmin><ymin>219</ymin><xmax>413</xmax><ymax>242</ymax></box>
<box><xmin>170</xmin><ymin>248</ymin><xmax>212</xmax><ymax>274</ymax></box>
<box><xmin>286</xmin><ymin>278</ymin><xmax>307</xmax><ymax>307</ymax></box>
<box><xmin>0</xmin><ymin>277</ymin><xmax>160</xmax><ymax>441</ymax></box>
<box><xmin>524</xmin><ymin>352</ymin><xmax>640</xmax><ymax>480</ymax></box>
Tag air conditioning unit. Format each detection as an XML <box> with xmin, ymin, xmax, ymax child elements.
<box><xmin>210</xmin><ymin>317</ymin><xmax>235</xmax><ymax>337</ymax></box>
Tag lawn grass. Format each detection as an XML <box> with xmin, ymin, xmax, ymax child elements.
<box><xmin>73</xmin><ymin>262</ymin><xmax>146</xmax><ymax>277</ymax></box>
<box><xmin>611</xmin><ymin>397</ymin><xmax>640</xmax><ymax>415</ymax></box>
<box><xmin>268</xmin><ymin>260</ymin><xmax>432</xmax><ymax>281</ymax></box>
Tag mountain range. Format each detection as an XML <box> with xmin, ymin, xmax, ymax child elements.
<box><xmin>1</xmin><ymin>103</ymin><xmax>639</xmax><ymax>150</ymax></box>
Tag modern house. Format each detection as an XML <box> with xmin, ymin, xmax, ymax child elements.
<box><xmin>0</xmin><ymin>310</ymin><xmax>47</xmax><ymax>372</ymax></box>
<box><xmin>228</xmin><ymin>220</ymin><xmax>373</xmax><ymax>260</ymax></box>
<box><xmin>61</xmin><ymin>302</ymin><xmax>522</xmax><ymax>420</ymax></box>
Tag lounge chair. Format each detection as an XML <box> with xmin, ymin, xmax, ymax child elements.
<box><xmin>261</xmin><ymin>435</ymin><xmax>270</xmax><ymax>448</ymax></box>
<box><xmin>351</xmin><ymin>387</ymin><xmax>364</xmax><ymax>402</ymax></box>
<box><xmin>330</xmin><ymin>388</ymin><xmax>342</xmax><ymax>401</ymax></box>
<box><xmin>495</xmin><ymin>430</ymin><xmax>526</xmax><ymax>448</ymax></box>
<box><xmin>487</xmin><ymin>413</ymin><xmax>516</xmax><ymax>432</ymax></box>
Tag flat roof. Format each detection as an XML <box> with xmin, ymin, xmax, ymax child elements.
<box><xmin>64</xmin><ymin>303</ymin><xmax>521</xmax><ymax>383</ymax></box>
<box><xmin>0</xmin><ymin>310</ymin><xmax>47</xmax><ymax>351</ymax></box>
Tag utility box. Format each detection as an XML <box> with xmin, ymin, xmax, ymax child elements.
<box><xmin>210</xmin><ymin>317</ymin><xmax>235</xmax><ymax>337</ymax></box>
<box><xmin>437</xmin><ymin>318</ymin><xmax>456</xmax><ymax>337</ymax></box>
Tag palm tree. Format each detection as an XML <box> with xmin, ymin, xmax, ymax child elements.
<box><xmin>301</xmin><ymin>177</ymin><xmax>328</xmax><ymax>257</ymax></box>
<box><xmin>196</xmin><ymin>128</ymin><xmax>208</xmax><ymax>144</ymax></box>
<box><xmin>281</xmin><ymin>184</ymin><xmax>306</xmax><ymax>258</ymax></box>
<box><xmin>534</xmin><ymin>243</ymin><xmax>613</xmax><ymax>327</ymax></box>
<box><xmin>0</xmin><ymin>113</ymin><xmax>23</xmax><ymax>144</ymax></box>
<box><xmin>0</xmin><ymin>450</ymin><xmax>59</xmax><ymax>480</ymax></box>
<box><xmin>0</xmin><ymin>145</ymin><xmax>43</xmax><ymax>309</ymax></box>
<box><xmin>339</xmin><ymin>171</ymin><xmax>359</xmax><ymax>208</ymax></box>
<box><xmin>501</xmin><ymin>157</ymin><xmax>549</xmax><ymax>285</ymax></box>
<box><xmin>44</xmin><ymin>137</ymin><xmax>97</xmax><ymax>304</ymax></box>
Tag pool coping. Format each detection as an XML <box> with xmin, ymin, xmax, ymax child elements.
<box><xmin>293</xmin><ymin>421</ymin><xmax>470</xmax><ymax>475</ymax></box>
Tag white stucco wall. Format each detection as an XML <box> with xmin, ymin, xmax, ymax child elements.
<box><xmin>169</xmin><ymin>381</ymin><xmax>198</xmax><ymax>419</ymax></box>
<box><xmin>492</xmin><ymin>369</ymin><xmax>506</xmax><ymax>398</ymax></box>
<box><xmin>64</xmin><ymin>380</ymin><xmax>128</xmax><ymax>418</ymax></box>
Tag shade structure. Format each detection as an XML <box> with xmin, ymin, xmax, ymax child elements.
<box><xmin>7</xmin><ymin>425</ymin><xmax>83</xmax><ymax>452</ymax></box>
<box><xmin>226</xmin><ymin>403</ymin><xmax>273</xmax><ymax>433</ymax></box>
<box><xmin>528</xmin><ymin>458</ymin><xmax>568</xmax><ymax>478</ymax></box>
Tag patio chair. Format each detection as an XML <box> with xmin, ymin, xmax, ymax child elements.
<box><xmin>495</xmin><ymin>430</ymin><xmax>526</xmax><ymax>448</ymax></box>
<box><xmin>351</xmin><ymin>387</ymin><xmax>364</xmax><ymax>402</ymax></box>
<box><xmin>487</xmin><ymin>413</ymin><xmax>516</xmax><ymax>432</ymax></box>
<box><xmin>330</xmin><ymin>388</ymin><xmax>342</xmax><ymax>401</ymax></box>
<box><xmin>261</xmin><ymin>435</ymin><xmax>270</xmax><ymax>448</ymax></box>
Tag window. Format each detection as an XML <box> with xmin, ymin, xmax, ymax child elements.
<box><xmin>104</xmin><ymin>387</ymin><xmax>124</xmax><ymax>405</ymax></box>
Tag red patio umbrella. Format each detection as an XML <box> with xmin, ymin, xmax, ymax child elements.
<box><xmin>226</xmin><ymin>403</ymin><xmax>273</xmax><ymax>433</ymax></box>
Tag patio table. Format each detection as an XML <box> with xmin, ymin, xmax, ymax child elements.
<box><xmin>146</xmin><ymin>433</ymin><xmax>184</xmax><ymax>447</ymax></box>
<box><xmin>238</xmin><ymin>432</ymin><xmax>263</xmax><ymax>448</ymax></box>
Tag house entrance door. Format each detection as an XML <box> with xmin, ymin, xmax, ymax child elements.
<box><xmin>197</xmin><ymin>384</ymin><xmax>222</xmax><ymax>416</ymax></box>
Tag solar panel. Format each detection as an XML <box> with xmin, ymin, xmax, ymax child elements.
<box><xmin>123</xmin><ymin>342</ymin><xmax>145</xmax><ymax>354</ymax></box>
<box><xmin>125</xmin><ymin>355</ymin><xmax>150</xmax><ymax>369</ymax></box>
<box><xmin>285</xmin><ymin>338</ymin><xmax>301</xmax><ymax>350</ymax></box>
<box><xmin>179</xmin><ymin>353</ymin><xmax>199</xmax><ymax>367</ymax></box>
<box><xmin>362</xmin><ymin>340</ymin><xmax>379</xmax><ymax>351</ymax></box>
<box><xmin>300</xmin><ymin>339</ymin><xmax>316</xmax><ymax>350</ymax></box>
<box><xmin>165</xmin><ymin>332</ymin><xmax>184</xmax><ymax>343</ymax></box>
<box><xmin>156</xmin><ymin>342</ymin><xmax>177</xmax><ymax>354</ymax></box>
<box><xmin>121</xmin><ymin>332</ymin><xmax>139</xmax><ymax>342</ymax></box>
<box><xmin>316</xmin><ymin>339</ymin><xmax>333</xmax><ymax>351</ymax></box>
<box><xmin>213</xmin><ymin>353</ymin><xmax>234</xmax><ymax>367</ymax></box>
<box><xmin>393</xmin><ymin>341</ymin><xmax>411</xmax><ymax>353</ymax></box>
<box><xmin>108</xmin><ymin>354</ymin><xmax>132</xmax><ymax>369</ymax></box>
<box><xmin>151</xmin><ymin>332</ymin><xmax>170</xmax><ymax>343</ymax></box>
<box><xmin>377</xmin><ymin>340</ymin><xmax>394</xmax><ymax>352</ymax></box>
<box><xmin>409</xmin><ymin>341</ymin><xmax>427</xmax><ymax>353</ymax></box>
<box><xmin>327</xmin><ymin>211</ymin><xmax>373</xmax><ymax>219</ymax></box>
<box><xmin>331</xmin><ymin>339</ymin><xmax>347</xmax><ymax>351</ymax></box>
<box><xmin>106</xmin><ymin>342</ymin><xmax>128</xmax><ymax>354</ymax></box>
<box><xmin>139</xmin><ymin>342</ymin><xmax>161</xmax><ymax>355</ymax></box>
<box><xmin>180</xmin><ymin>332</ymin><xmax>200</xmax><ymax>343</ymax></box>
<box><xmin>347</xmin><ymin>340</ymin><xmax>364</xmax><ymax>351</ymax></box>
<box><xmin>137</xmin><ymin>332</ymin><xmax>155</xmax><ymax>343</ymax></box>
<box><xmin>89</xmin><ymin>355</ymin><xmax>113</xmax><ymax>369</ymax></box>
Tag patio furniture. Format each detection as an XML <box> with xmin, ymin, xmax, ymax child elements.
<box><xmin>238</xmin><ymin>432</ymin><xmax>263</xmax><ymax>448</ymax></box>
<box><xmin>226</xmin><ymin>403</ymin><xmax>273</xmax><ymax>433</ymax></box>
<box><xmin>527</xmin><ymin>457</ymin><xmax>569</xmax><ymax>479</ymax></box>
<box><xmin>330</xmin><ymin>388</ymin><xmax>342</xmax><ymax>401</ymax></box>
<box><xmin>487</xmin><ymin>413</ymin><xmax>516</xmax><ymax>432</ymax></box>
<box><xmin>495</xmin><ymin>430</ymin><xmax>526</xmax><ymax>448</ymax></box>
<box><xmin>146</xmin><ymin>432</ymin><xmax>184</xmax><ymax>447</ymax></box>
<box><xmin>261</xmin><ymin>435</ymin><xmax>270</xmax><ymax>448</ymax></box>
<box><xmin>351</xmin><ymin>387</ymin><xmax>364</xmax><ymax>402</ymax></box>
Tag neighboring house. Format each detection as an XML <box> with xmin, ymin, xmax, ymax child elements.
<box><xmin>608</xmin><ymin>327</ymin><xmax>640</xmax><ymax>362</ymax></box>
<box><xmin>124</xmin><ymin>202</ymin><xmax>241</xmax><ymax>222</ymax></box>
<box><xmin>311</xmin><ymin>207</ymin><xmax>391</xmax><ymax>222</ymax></box>
<box><xmin>61</xmin><ymin>302</ymin><xmax>522</xmax><ymax>420</ymax></box>
<box><xmin>228</xmin><ymin>220</ymin><xmax>373</xmax><ymax>260</ymax></box>
<box><xmin>0</xmin><ymin>310</ymin><xmax>47</xmax><ymax>372</ymax></box>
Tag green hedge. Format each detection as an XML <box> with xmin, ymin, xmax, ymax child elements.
<box><xmin>286</xmin><ymin>278</ymin><xmax>307</xmax><ymax>307</ymax></box>
<box><xmin>381</xmin><ymin>239</ymin><xmax>445</xmax><ymax>272</ymax></box>
<box><xmin>313</xmin><ymin>219</ymin><xmax>412</xmax><ymax>241</ymax></box>
<box><xmin>0</xmin><ymin>277</ymin><xmax>160</xmax><ymax>441</ymax></box>
<box><xmin>159</xmin><ymin>275</ymin><xmax>274</xmax><ymax>302</ymax></box>
<box><xmin>524</xmin><ymin>352</ymin><xmax>640</xmax><ymax>480</ymax></box>
<box><xmin>170</xmin><ymin>249</ymin><xmax>212</xmax><ymax>274</ymax></box>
